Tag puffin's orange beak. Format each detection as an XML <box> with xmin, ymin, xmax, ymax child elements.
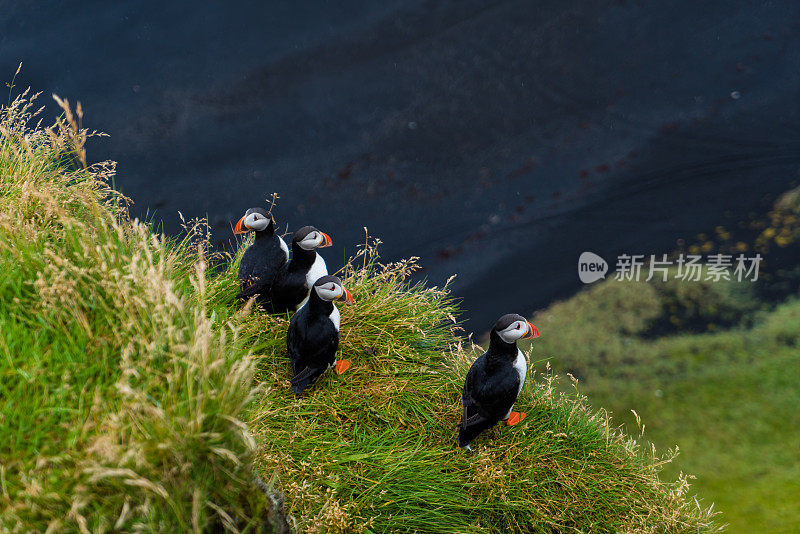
<box><xmin>523</xmin><ymin>321</ymin><xmax>539</xmax><ymax>339</ymax></box>
<box><xmin>320</xmin><ymin>232</ymin><xmax>333</xmax><ymax>247</ymax></box>
<box><xmin>233</xmin><ymin>216</ymin><xmax>248</xmax><ymax>235</ymax></box>
<box><xmin>339</xmin><ymin>287</ymin><xmax>354</xmax><ymax>305</ymax></box>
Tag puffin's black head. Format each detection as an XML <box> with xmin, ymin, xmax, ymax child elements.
<box><xmin>493</xmin><ymin>313</ymin><xmax>539</xmax><ymax>343</ymax></box>
<box><xmin>312</xmin><ymin>275</ymin><xmax>354</xmax><ymax>304</ymax></box>
<box><xmin>234</xmin><ymin>208</ymin><xmax>273</xmax><ymax>234</ymax></box>
<box><xmin>293</xmin><ymin>225</ymin><xmax>333</xmax><ymax>251</ymax></box>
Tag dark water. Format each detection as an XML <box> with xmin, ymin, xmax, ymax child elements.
<box><xmin>2</xmin><ymin>1</ymin><xmax>799</xmax><ymax>333</ymax></box>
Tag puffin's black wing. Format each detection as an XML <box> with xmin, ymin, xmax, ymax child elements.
<box><xmin>286</xmin><ymin>311</ymin><xmax>306</xmax><ymax>370</ymax></box>
<box><xmin>238</xmin><ymin>243</ymin><xmax>265</xmax><ymax>282</ymax></box>
<box><xmin>269</xmin><ymin>270</ymin><xmax>310</xmax><ymax>314</ymax></box>
<box><xmin>458</xmin><ymin>352</ymin><xmax>520</xmax><ymax>448</ymax></box>
<box><xmin>236</xmin><ymin>235</ymin><xmax>288</xmax><ymax>301</ymax></box>
<box><xmin>459</xmin><ymin>365</ymin><xmax>495</xmax><ymax>448</ymax></box>
<box><xmin>235</xmin><ymin>276</ymin><xmax>274</xmax><ymax>300</ymax></box>
<box><xmin>460</xmin><ymin>354</ymin><xmax>491</xmax><ymax>428</ymax></box>
<box><xmin>287</xmin><ymin>315</ymin><xmax>339</xmax><ymax>395</ymax></box>
<box><xmin>471</xmin><ymin>365</ymin><xmax>520</xmax><ymax>419</ymax></box>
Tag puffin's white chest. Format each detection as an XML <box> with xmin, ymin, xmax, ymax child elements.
<box><xmin>296</xmin><ymin>254</ymin><xmax>329</xmax><ymax>310</ymax></box>
<box><xmin>328</xmin><ymin>305</ymin><xmax>340</xmax><ymax>331</ymax></box>
<box><xmin>513</xmin><ymin>349</ymin><xmax>527</xmax><ymax>395</ymax></box>
<box><xmin>305</xmin><ymin>253</ymin><xmax>328</xmax><ymax>288</ymax></box>
<box><xmin>279</xmin><ymin>236</ymin><xmax>289</xmax><ymax>261</ymax></box>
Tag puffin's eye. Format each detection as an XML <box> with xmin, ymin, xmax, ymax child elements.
<box><xmin>329</xmin><ymin>285</ymin><xmax>336</xmax><ymax>291</ymax></box>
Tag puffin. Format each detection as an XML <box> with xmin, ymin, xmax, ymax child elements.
<box><xmin>287</xmin><ymin>275</ymin><xmax>355</xmax><ymax>396</ymax></box>
<box><xmin>458</xmin><ymin>313</ymin><xmax>539</xmax><ymax>450</ymax></box>
<box><xmin>234</xmin><ymin>208</ymin><xmax>289</xmax><ymax>302</ymax></box>
<box><xmin>269</xmin><ymin>226</ymin><xmax>333</xmax><ymax>314</ymax></box>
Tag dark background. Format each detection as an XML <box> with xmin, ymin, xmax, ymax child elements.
<box><xmin>2</xmin><ymin>0</ymin><xmax>799</xmax><ymax>333</ymax></box>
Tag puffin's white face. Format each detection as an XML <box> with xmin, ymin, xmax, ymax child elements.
<box><xmin>313</xmin><ymin>277</ymin><xmax>354</xmax><ymax>304</ymax></box>
<box><xmin>243</xmin><ymin>212</ymin><xmax>270</xmax><ymax>232</ymax></box>
<box><xmin>234</xmin><ymin>209</ymin><xmax>272</xmax><ymax>234</ymax></box>
<box><xmin>496</xmin><ymin>318</ymin><xmax>539</xmax><ymax>343</ymax></box>
<box><xmin>298</xmin><ymin>229</ymin><xmax>333</xmax><ymax>251</ymax></box>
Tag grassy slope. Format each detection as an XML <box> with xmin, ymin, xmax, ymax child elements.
<box><xmin>532</xmin><ymin>278</ymin><xmax>800</xmax><ymax>533</ymax></box>
<box><xmin>0</xmin><ymin>94</ymin><xmax>273</xmax><ymax>532</ymax></box>
<box><xmin>1</xmin><ymin>93</ymin><xmax>719</xmax><ymax>532</ymax></box>
<box><xmin>209</xmin><ymin>247</ymin><xmax>718</xmax><ymax>533</ymax></box>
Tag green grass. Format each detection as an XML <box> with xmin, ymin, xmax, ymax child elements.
<box><xmin>0</xmin><ymin>92</ymin><xmax>273</xmax><ymax>532</ymax></box>
<box><xmin>1</xmin><ymin>91</ymin><xmax>720</xmax><ymax>532</ymax></box>
<box><xmin>533</xmin><ymin>277</ymin><xmax>800</xmax><ymax>533</ymax></box>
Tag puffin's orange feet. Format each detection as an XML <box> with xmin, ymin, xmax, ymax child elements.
<box><xmin>334</xmin><ymin>359</ymin><xmax>352</xmax><ymax>375</ymax></box>
<box><xmin>506</xmin><ymin>412</ymin><xmax>526</xmax><ymax>426</ymax></box>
